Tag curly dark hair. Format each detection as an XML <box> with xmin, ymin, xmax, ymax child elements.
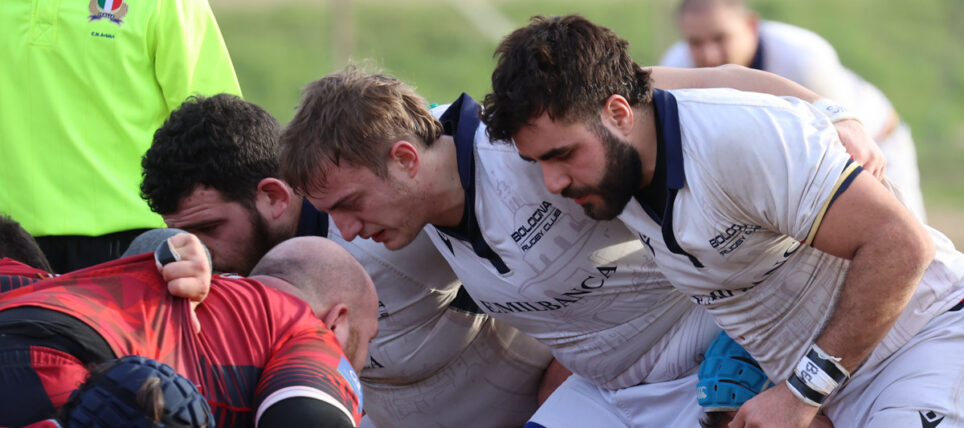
<box><xmin>0</xmin><ymin>214</ymin><xmax>53</xmax><ymax>272</ymax></box>
<box><xmin>481</xmin><ymin>14</ymin><xmax>653</xmax><ymax>142</ymax></box>
<box><xmin>141</xmin><ymin>94</ymin><xmax>281</xmax><ymax>214</ymax></box>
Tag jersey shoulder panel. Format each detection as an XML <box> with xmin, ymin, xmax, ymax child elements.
<box><xmin>254</xmin><ymin>323</ymin><xmax>363</xmax><ymax>426</ymax></box>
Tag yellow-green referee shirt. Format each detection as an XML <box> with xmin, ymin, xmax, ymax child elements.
<box><xmin>0</xmin><ymin>0</ymin><xmax>242</xmax><ymax>236</ymax></box>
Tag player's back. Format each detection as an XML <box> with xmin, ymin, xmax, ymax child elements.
<box><xmin>0</xmin><ymin>254</ymin><xmax>362</xmax><ymax>427</ymax></box>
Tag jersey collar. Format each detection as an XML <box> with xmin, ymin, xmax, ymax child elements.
<box><xmin>749</xmin><ymin>37</ymin><xmax>765</xmax><ymax>70</ymax></box>
<box><xmin>296</xmin><ymin>199</ymin><xmax>330</xmax><ymax>237</ymax></box>
<box><xmin>637</xmin><ymin>89</ymin><xmax>704</xmax><ymax>268</ymax></box>
<box><xmin>435</xmin><ymin>94</ymin><xmax>510</xmax><ymax>274</ymax></box>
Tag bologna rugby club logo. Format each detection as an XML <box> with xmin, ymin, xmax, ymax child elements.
<box><xmin>89</xmin><ymin>0</ymin><xmax>128</xmax><ymax>25</ymax></box>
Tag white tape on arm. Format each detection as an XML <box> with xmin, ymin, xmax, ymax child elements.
<box><xmin>812</xmin><ymin>98</ymin><xmax>861</xmax><ymax>124</ymax></box>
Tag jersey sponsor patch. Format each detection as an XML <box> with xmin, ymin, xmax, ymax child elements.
<box><xmin>477</xmin><ymin>266</ymin><xmax>617</xmax><ymax>314</ymax></box>
<box><xmin>511</xmin><ymin>201</ymin><xmax>563</xmax><ymax>252</ymax></box>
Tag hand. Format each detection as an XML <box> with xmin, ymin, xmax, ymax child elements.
<box><xmin>729</xmin><ymin>382</ymin><xmax>819</xmax><ymax>428</ymax></box>
<box><xmin>833</xmin><ymin>119</ymin><xmax>886</xmax><ymax>180</ymax></box>
<box><xmin>159</xmin><ymin>233</ymin><xmax>211</xmax><ymax>333</ymax></box>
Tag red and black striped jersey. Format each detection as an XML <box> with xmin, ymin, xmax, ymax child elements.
<box><xmin>0</xmin><ymin>255</ymin><xmax>363</xmax><ymax>427</ymax></box>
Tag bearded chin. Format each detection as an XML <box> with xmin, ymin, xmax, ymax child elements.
<box><xmin>583</xmin><ymin>129</ymin><xmax>643</xmax><ymax>221</ymax></box>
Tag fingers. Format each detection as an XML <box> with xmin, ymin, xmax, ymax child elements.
<box><xmin>159</xmin><ymin>233</ymin><xmax>211</xmax><ymax>303</ymax></box>
<box><xmin>190</xmin><ymin>301</ymin><xmax>202</xmax><ymax>334</ymax></box>
<box><xmin>729</xmin><ymin>408</ymin><xmax>747</xmax><ymax>428</ymax></box>
<box><xmin>168</xmin><ymin>233</ymin><xmax>210</xmax><ymax>269</ymax></box>
<box><xmin>833</xmin><ymin>119</ymin><xmax>886</xmax><ymax>180</ymax></box>
<box><xmin>164</xmin><ymin>276</ymin><xmax>208</xmax><ymax>302</ymax></box>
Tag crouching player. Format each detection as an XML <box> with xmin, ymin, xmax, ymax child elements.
<box><xmin>0</xmin><ymin>227</ymin><xmax>376</xmax><ymax>427</ymax></box>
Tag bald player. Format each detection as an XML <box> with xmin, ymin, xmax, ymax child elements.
<box><xmin>248</xmin><ymin>235</ymin><xmax>380</xmax><ymax>373</ymax></box>
<box><xmin>0</xmin><ymin>231</ymin><xmax>377</xmax><ymax>427</ymax></box>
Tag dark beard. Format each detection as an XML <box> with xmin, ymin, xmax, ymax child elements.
<box><xmin>563</xmin><ymin>123</ymin><xmax>642</xmax><ymax>220</ymax></box>
<box><xmin>232</xmin><ymin>208</ymin><xmax>284</xmax><ymax>276</ymax></box>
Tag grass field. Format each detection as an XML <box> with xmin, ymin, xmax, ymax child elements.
<box><xmin>210</xmin><ymin>0</ymin><xmax>964</xmax><ymax>245</ymax></box>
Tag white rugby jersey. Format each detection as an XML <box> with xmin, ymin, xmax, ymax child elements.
<box><xmin>297</xmin><ymin>204</ymin><xmax>551</xmax><ymax>386</ymax></box>
<box><xmin>423</xmin><ymin>95</ymin><xmax>719</xmax><ymax>389</ymax></box>
<box><xmin>660</xmin><ymin>21</ymin><xmax>893</xmax><ymax>138</ymax></box>
<box><xmin>617</xmin><ymin>88</ymin><xmax>964</xmax><ymax>380</ymax></box>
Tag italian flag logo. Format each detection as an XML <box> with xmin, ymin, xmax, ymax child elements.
<box><xmin>98</xmin><ymin>0</ymin><xmax>123</xmax><ymax>12</ymax></box>
<box><xmin>89</xmin><ymin>0</ymin><xmax>128</xmax><ymax>25</ymax></box>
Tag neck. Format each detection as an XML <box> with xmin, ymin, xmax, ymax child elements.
<box><xmin>278</xmin><ymin>197</ymin><xmax>305</xmax><ymax>237</ymax></box>
<box><xmin>420</xmin><ymin>135</ymin><xmax>466</xmax><ymax>228</ymax></box>
<box><xmin>630</xmin><ymin>104</ymin><xmax>659</xmax><ymax>190</ymax></box>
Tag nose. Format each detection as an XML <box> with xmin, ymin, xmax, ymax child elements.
<box><xmin>541</xmin><ymin>163</ymin><xmax>571</xmax><ymax>195</ymax></box>
<box><xmin>694</xmin><ymin>43</ymin><xmax>724</xmax><ymax>68</ymax></box>
<box><xmin>331</xmin><ymin>211</ymin><xmax>363</xmax><ymax>241</ymax></box>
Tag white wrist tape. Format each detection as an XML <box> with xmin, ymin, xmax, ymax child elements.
<box><xmin>793</xmin><ymin>355</ymin><xmax>839</xmax><ymax>396</ymax></box>
<box><xmin>785</xmin><ymin>343</ymin><xmax>850</xmax><ymax>407</ymax></box>
<box><xmin>812</xmin><ymin>98</ymin><xmax>861</xmax><ymax>124</ymax></box>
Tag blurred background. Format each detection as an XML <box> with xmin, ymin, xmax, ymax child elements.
<box><xmin>210</xmin><ymin>0</ymin><xmax>964</xmax><ymax>246</ymax></box>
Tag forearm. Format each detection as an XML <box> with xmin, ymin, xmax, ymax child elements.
<box><xmin>647</xmin><ymin>64</ymin><xmax>820</xmax><ymax>102</ymax></box>
<box><xmin>813</xmin><ymin>234</ymin><xmax>931</xmax><ymax>372</ymax></box>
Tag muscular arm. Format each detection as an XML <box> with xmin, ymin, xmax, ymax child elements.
<box><xmin>648</xmin><ymin>65</ymin><xmax>886</xmax><ymax>178</ymax></box>
<box><xmin>733</xmin><ymin>172</ymin><xmax>933</xmax><ymax>427</ymax></box>
<box><xmin>810</xmin><ymin>172</ymin><xmax>932</xmax><ymax>371</ymax></box>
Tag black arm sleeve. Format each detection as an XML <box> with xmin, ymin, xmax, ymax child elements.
<box><xmin>258</xmin><ymin>397</ymin><xmax>355</xmax><ymax>428</ymax></box>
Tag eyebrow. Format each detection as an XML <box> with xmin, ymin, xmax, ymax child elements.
<box><xmin>177</xmin><ymin>219</ymin><xmax>222</xmax><ymax>231</ymax></box>
<box><xmin>536</xmin><ymin>146</ymin><xmax>571</xmax><ymax>161</ymax></box>
<box><xmin>328</xmin><ymin>192</ymin><xmax>355</xmax><ymax>211</ymax></box>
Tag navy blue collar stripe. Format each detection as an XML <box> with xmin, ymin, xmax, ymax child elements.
<box><xmin>436</xmin><ymin>94</ymin><xmax>510</xmax><ymax>274</ymax></box>
<box><xmin>296</xmin><ymin>200</ymin><xmax>329</xmax><ymax>238</ymax></box>
<box><xmin>641</xmin><ymin>89</ymin><xmax>703</xmax><ymax>269</ymax></box>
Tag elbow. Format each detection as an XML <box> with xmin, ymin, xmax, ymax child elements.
<box><xmin>914</xmin><ymin>227</ymin><xmax>936</xmax><ymax>270</ymax></box>
<box><xmin>897</xmin><ymin>221</ymin><xmax>935</xmax><ymax>276</ymax></box>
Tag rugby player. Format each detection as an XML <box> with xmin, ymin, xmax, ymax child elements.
<box><xmin>483</xmin><ymin>14</ymin><xmax>964</xmax><ymax>427</ymax></box>
<box><xmin>660</xmin><ymin>0</ymin><xmax>926</xmax><ymax>221</ymax></box>
<box><xmin>0</xmin><ymin>230</ymin><xmax>376</xmax><ymax>427</ymax></box>
<box><xmin>140</xmin><ymin>93</ymin><xmax>554</xmax><ymax>428</ymax></box>
<box><xmin>0</xmin><ymin>213</ymin><xmax>54</xmax><ymax>272</ymax></box>
<box><xmin>277</xmin><ymin>61</ymin><xmax>883</xmax><ymax>426</ymax></box>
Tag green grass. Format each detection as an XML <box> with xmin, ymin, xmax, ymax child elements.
<box><xmin>214</xmin><ymin>0</ymin><xmax>964</xmax><ymax>210</ymax></box>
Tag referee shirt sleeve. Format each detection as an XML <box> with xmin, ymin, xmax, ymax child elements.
<box><xmin>151</xmin><ymin>0</ymin><xmax>242</xmax><ymax>111</ymax></box>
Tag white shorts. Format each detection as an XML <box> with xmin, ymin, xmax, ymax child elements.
<box><xmin>360</xmin><ymin>311</ymin><xmax>553</xmax><ymax>428</ymax></box>
<box><xmin>528</xmin><ymin>369</ymin><xmax>702</xmax><ymax>428</ymax></box>
<box><xmin>825</xmin><ymin>307</ymin><xmax>964</xmax><ymax>427</ymax></box>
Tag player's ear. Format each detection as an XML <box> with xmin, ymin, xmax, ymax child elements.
<box><xmin>746</xmin><ymin>11</ymin><xmax>760</xmax><ymax>35</ymax></box>
<box><xmin>322</xmin><ymin>303</ymin><xmax>351</xmax><ymax>346</ymax></box>
<box><xmin>389</xmin><ymin>141</ymin><xmax>420</xmax><ymax>178</ymax></box>
<box><xmin>602</xmin><ymin>95</ymin><xmax>634</xmax><ymax>137</ymax></box>
<box><xmin>255</xmin><ymin>178</ymin><xmax>292</xmax><ymax>220</ymax></box>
